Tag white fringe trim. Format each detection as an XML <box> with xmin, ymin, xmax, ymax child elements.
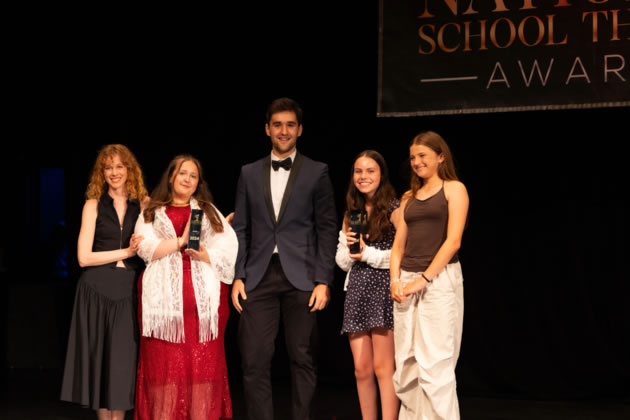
<box><xmin>143</xmin><ymin>314</ymin><xmax>185</xmax><ymax>343</ymax></box>
<box><xmin>143</xmin><ymin>313</ymin><xmax>219</xmax><ymax>343</ymax></box>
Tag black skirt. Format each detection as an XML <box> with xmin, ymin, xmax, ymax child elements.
<box><xmin>60</xmin><ymin>265</ymin><xmax>138</xmax><ymax>410</ymax></box>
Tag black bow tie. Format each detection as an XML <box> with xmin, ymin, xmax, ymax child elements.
<box><xmin>272</xmin><ymin>158</ymin><xmax>292</xmax><ymax>171</ymax></box>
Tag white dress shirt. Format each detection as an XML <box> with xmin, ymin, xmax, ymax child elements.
<box><xmin>270</xmin><ymin>149</ymin><xmax>297</xmax><ymax>253</ymax></box>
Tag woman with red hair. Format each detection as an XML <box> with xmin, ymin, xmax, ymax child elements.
<box><xmin>61</xmin><ymin>144</ymin><xmax>148</xmax><ymax>420</ymax></box>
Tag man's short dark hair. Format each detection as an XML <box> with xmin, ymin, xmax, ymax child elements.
<box><xmin>266</xmin><ymin>97</ymin><xmax>303</xmax><ymax>126</ymax></box>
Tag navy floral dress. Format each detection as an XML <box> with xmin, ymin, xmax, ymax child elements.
<box><xmin>341</xmin><ymin>199</ymin><xmax>400</xmax><ymax>334</ymax></box>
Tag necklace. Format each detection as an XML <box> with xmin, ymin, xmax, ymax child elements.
<box><xmin>171</xmin><ymin>200</ymin><xmax>190</xmax><ymax>207</ymax></box>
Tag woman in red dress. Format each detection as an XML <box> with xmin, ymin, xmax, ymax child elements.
<box><xmin>134</xmin><ymin>155</ymin><xmax>237</xmax><ymax>419</ymax></box>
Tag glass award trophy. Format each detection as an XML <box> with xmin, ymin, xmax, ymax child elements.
<box><xmin>188</xmin><ymin>209</ymin><xmax>203</xmax><ymax>251</ymax></box>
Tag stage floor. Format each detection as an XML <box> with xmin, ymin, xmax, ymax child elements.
<box><xmin>1</xmin><ymin>369</ymin><xmax>628</xmax><ymax>419</ymax></box>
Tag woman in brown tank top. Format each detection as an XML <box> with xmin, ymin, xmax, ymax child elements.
<box><xmin>389</xmin><ymin>131</ymin><xmax>469</xmax><ymax>420</ymax></box>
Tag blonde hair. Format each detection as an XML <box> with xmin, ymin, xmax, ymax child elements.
<box><xmin>403</xmin><ymin>131</ymin><xmax>458</xmax><ymax>200</ymax></box>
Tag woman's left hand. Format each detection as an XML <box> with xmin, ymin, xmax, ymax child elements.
<box><xmin>130</xmin><ymin>234</ymin><xmax>144</xmax><ymax>252</ymax></box>
<box><xmin>403</xmin><ymin>276</ymin><xmax>428</xmax><ymax>296</ymax></box>
<box><xmin>185</xmin><ymin>244</ymin><xmax>210</xmax><ymax>264</ymax></box>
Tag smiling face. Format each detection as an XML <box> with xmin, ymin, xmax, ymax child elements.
<box><xmin>353</xmin><ymin>157</ymin><xmax>381</xmax><ymax>199</ymax></box>
<box><xmin>410</xmin><ymin>144</ymin><xmax>444</xmax><ymax>180</ymax></box>
<box><xmin>266</xmin><ymin>110</ymin><xmax>302</xmax><ymax>159</ymax></box>
<box><xmin>103</xmin><ymin>154</ymin><xmax>128</xmax><ymax>191</ymax></box>
<box><xmin>170</xmin><ymin>160</ymin><xmax>199</xmax><ymax>201</ymax></box>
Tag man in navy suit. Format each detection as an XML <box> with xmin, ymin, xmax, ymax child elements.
<box><xmin>231</xmin><ymin>97</ymin><xmax>337</xmax><ymax>420</ymax></box>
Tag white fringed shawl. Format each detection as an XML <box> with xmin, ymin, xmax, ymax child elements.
<box><xmin>134</xmin><ymin>198</ymin><xmax>237</xmax><ymax>343</ymax></box>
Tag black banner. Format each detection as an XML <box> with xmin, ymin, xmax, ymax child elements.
<box><xmin>378</xmin><ymin>0</ymin><xmax>630</xmax><ymax>116</ymax></box>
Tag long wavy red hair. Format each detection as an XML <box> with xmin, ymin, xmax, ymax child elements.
<box><xmin>85</xmin><ymin>144</ymin><xmax>148</xmax><ymax>201</ymax></box>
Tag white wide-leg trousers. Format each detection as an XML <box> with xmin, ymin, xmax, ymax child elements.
<box><xmin>393</xmin><ymin>262</ymin><xmax>464</xmax><ymax>420</ymax></box>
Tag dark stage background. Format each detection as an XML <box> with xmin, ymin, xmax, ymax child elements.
<box><xmin>3</xmin><ymin>3</ymin><xmax>629</xmax><ymax>417</ymax></box>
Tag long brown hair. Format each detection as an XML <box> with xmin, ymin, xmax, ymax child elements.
<box><xmin>143</xmin><ymin>155</ymin><xmax>224</xmax><ymax>233</ymax></box>
<box><xmin>343</xmin><ymin>150</ymin><xmax>396</xmax><ymax>242</ymax></box>
<box><xmin>404</xmin><ymin>131</ymin><xmax>459</xmax><ymax>200</ymax></box>
<box><xmin>85</xmin><ymin>144</ymin><xmax>148</xmax><ymax>201</ymax></box>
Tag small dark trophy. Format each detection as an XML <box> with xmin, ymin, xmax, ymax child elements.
<box><xmin>188</xmin><ymin>209</ymin><xmax>203</xmax><ymax>251</ymax></box>
<box><xmin>349</xmin><ymin>210</ymin><xmax>366</xmax><ymax>254</ymax></box>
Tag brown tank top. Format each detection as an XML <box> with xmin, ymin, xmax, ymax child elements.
<box><xmin>400</xmin><ymin>185</ymin><xmax>458</xmax><ymax>272</ymax></box>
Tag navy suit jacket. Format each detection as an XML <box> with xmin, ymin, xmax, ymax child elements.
<box><xmin>233</xmin><ymin>152</ymin><xmax>337</xmax><ymax>292</ymax></box>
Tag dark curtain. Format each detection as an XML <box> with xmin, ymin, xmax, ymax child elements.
<box><xmin>7</xmin><ymin>2</ymin><xmax>629</xmax><ymax>402</ymax></box>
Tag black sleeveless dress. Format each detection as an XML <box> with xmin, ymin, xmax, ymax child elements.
<box><xmin>61</xmin><ymin>193</ymin><xmax>143</xmax><ymax>410</ymax></box>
